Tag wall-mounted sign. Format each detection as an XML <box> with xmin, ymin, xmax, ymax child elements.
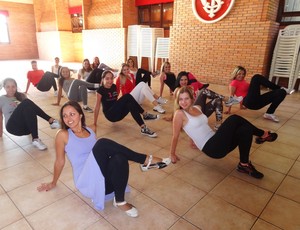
<box><xmin>192</xmin><ymin>0</ymin><xmax>235</xmax><ymax>23</ymax></box>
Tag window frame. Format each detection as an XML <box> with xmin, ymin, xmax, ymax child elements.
<box><xmin>138</xmin><ymin>2</ymin><xmax>173</xmax><ymax>31</ymax></box>
<box><xmin>277</xmin><ymin>0</ymin><xmax>300</xmax><ymax>25</ymax></box>
<box><xmin>0</xmin><ymin>12</ymin><xmax>10</xmax><ymax>44</ymax></box>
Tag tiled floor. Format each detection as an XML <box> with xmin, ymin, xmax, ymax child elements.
<box><xmin>1</xmin><ymin>60</ymin><xmax>300</xmax><ymax>229</ymax></box>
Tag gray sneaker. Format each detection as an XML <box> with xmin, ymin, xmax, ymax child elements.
<box><xmin>83</xmin><ymin>106</ymin><xmax>93</xmax><ymax>113</ymax></box>
<box><xmin>143</xmin><ymin>112</ymin><xmax>159</xmax><ymax>120</ymax></box>
<box><xmin>224</xmin><ymin>96</ymin><xmax>243</xmax><ymax>107</ymax></box>
<box><xmin>141</xmin><ymin>126</ymin><xmax>157</xmax><ymax>138</ymax></box>
<box><xmin>32</xmin><ymin>138</ymin><xmax>47</xmax><ymax>151</ymax></box>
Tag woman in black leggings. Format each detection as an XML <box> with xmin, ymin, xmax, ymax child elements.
<box><xmin>170</xmin><ymin>87</ymin><xmax>278</xmax><ymax>179</ymax></box>
<box><xmin>93</xmin><ymin>71</ymin><xmax>159</xmax><ymax>138</ymax></box>
<box><xmin>38</xmin><ymin>101</ymin><xmax>170</xmax><ymax>217</ymax></box>
<box><xmin>0</xmin><ymin>78</ymin><xmax>60</xmax><ymax>150</ymax></box>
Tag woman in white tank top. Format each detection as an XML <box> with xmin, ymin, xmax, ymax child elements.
<box><xmin>169</xmin><ymin>86</ymin><xmax>278</xmax><ymax>179</ymax></box>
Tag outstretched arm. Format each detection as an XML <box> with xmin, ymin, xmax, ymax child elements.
<box><xmin>170</xmin><ymin>110</ymin><xmax>184</xmax><ymax>163</ymax></box>
<box><xmin>93</xmin><ymin>93</ymin><xmax>102</xmax><ymax>126</ymax></box>
<box><xmin>24</xmin><ymin>79</ymin><xmax>31</xmax><ymax>94</ymax></box>
<box><xmin>37</xmin><ymin>130</ymin><xmax>67</xmax><ymax>192</ymax></box>
<box><xmin>0</xmin><ymin>111</ymin><xmax>3</xmax><ymax>137</ymax></box>
<box><xmin>52</xmin><ymin>86</ymin><xmax>63</xmax><ymax>106</ymax></box>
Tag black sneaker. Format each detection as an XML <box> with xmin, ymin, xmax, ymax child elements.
<box><xmin>141</xmin><ymin>126</ymin><xmax>157</xmax><ymax>138</ymax></box>
<box><xmin>83</xmin><ymin>106</ymin><xmax>93</xmax><ymax>113</ymax></box>
<box><xmin>143</xmin><ymin>112</ymin><xmax>159</xmax><ymax>121</ymax></box>
<box><xmin>255</xmin><ymin>132</ymin><xmax>278</xmax><ymax>144</ymax></box>
<box><xmin>237</xmin><ymin>162</ymin><xmax>264</xmax><ymax>179</ymax></box>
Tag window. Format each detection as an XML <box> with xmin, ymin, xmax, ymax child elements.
<box><xmin>0</xmin><ymin>12</ymin><xmax>9</xmax><ymax>43</ymax></box>
<box><xmin>277</xmin><ymin>0</ymin><xmax>300</xmax><ymax>25</ymax></box>
<box><xmin>138</xmin><ymin>3</ymin><xmax>173</xmax><ymax>36</ymax></box>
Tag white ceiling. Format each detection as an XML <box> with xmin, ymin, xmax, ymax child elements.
<box><xmin>1</xmin><ymin>0</ymin><xmax>33</xmax><ymax>4</ymax></box>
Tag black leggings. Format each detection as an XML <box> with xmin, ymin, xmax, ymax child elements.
<box><xmin>202</xmin><ymin>115</ymin><xmax>264</xmax><ymax>163</ymax></box>
<box><xmin>92</xmin><ymin>138</ymin><xmax>147</xmax><ymax>202</ymax></box>
<box><xmin>243</xmin><ymin>74</ymin><xmax>286</xmax><ymax>114</ymax></box>
<box><xmin>86</xmin><ymin>69</ymin><xmax>104</xmax><ymax>90</ymax></box>
<box><xmin>136</xmin><ymin>68</ymin><xmax>151</xmax><ymax>87</ymax></box>
<box><xmin>104</xmin><ymin>94</ymin><xmax>145</xmax><ymax>126</ymax></box>
<box><xmin>6</xmin><ymin>99</ymin><xmax>51</xmax><ymax>139</ymax></box>
<box><xmin>36</xmin><ymin>71</ymin><xmax>58</xmax><ymax>92</ymax></box>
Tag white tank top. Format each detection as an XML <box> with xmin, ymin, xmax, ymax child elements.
<box><xmin>182</xmin><ymin>106</ymin><xmax>215</xmax><ymax>150</ymax></box>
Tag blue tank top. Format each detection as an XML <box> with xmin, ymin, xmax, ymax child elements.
<box><xmin>65</xmin><ymin>127</ymin><xmax>108</xmax><ymax>210</ymax></box>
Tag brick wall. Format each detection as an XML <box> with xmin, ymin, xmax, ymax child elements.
<box><xmin>169</xmin><ymin>0</ymin><xmax>280</xmax><ymax>85</ymax></box>
<box><xmin>0</xmin><ymin>2</ymin><xmax>38</xmax><ymax>60</ymax></box>
<box><xmin>86</xmin><ymin>0</ymin><xmax>122</xmax><ymax>29</ymax></box>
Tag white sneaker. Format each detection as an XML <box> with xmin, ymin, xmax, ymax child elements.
<box><xmin>32</xmin><ymin>139</ymin><xmax>47</xmax><ymax>150</ymax></box>
<box><xmin>156</xmin><ymin>97</ymin><xmax>168</xmax><ymax>104</ymax></box>
<box><xmin>54</xmin><ymin>91</ymin><xmax>58</xmax><ymax>96</ymax></box>
<box><xmin>263</xmin><ymin>113</ymin><xmax>279</xmax><ymax>122</ymax></box>
<box><xmin>225</xmin><ymin>96</ymin><xmax>243</xmax><ymax>107</ymax></box>
<box><xmin>50</xmin><ymin>120</ymin><xmax>61</xmax><ymax>129</ymax></box>
<box><xmin>153</xmin><ymin>104</ymin><xmax>165</xmax><ymax>114</ymax></box>
<box><xmin>281</xmin><ymin>87</ymin><xmax>295</xmax><ymax>95</ymax></box>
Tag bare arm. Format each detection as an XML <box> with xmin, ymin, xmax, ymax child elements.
<box><xmin>24</xmin><ymin>79</ymin><xmax>31</xmax><ymax>94</ymax></box>
<box><xmin>0</xmin><ymin>111</ymin><xmax>3</xmax><ymax>137</ymax></box>
<box><xmin>170</xmin><ymin>110</ymin><xmax>184</xmax><ymax>163</ymax></box>
<box><xmin>159</xmin><ymin>72</ymin><xmax>166</xmax><ymax>97</ymax></box>
<box><xmin>52</xmin><ymin>85</ymin><xmax>63</xmax><ymax>105</ymax></box>
<box><xmin>93</xmin><ymin>92</ymin><xmax>102</xmax><ymax>126</ymax></box>
<box><xmin>37</xmin><ymin>130</ymin><xmax>67</xmax><ymax>191</ymax></box>
<box><xmin>225</xmin><ymin>85</ymin><xmax>236</xmax><ymax>114</ymax></box>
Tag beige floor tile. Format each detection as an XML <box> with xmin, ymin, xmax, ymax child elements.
<box><xmin>252</xmin><ymin>219</ymin><xmax>282</xmax><ymax>230</ymax></box>
<box><xmin>0</xmin><ymin>135</ymin><xmax>20</xmax><ymax>153</ymax></box>
<box><xmin>172</xmin><ymin>160</ymin><xmax>227</xmax><ymax>192</ymax></box>
<box><xmin>8</xmin><ymin>175</ymin><xmax>72</xmax><ymax>216</ymax></box>
<box><xmin>194</xmin><ymin>153</ymin><xmax>237</xmax><ymax>174</ymax></box>
<box><xmin>26</xmin><ymin>194</ymin><xmax>101</xmax><ymax>230</ymax></box>
<box><xmin>85</xmin><ymin>219</ymin><xmax>116</xmax><ymax>230</ymax></box>
<box><xmin>169</xmin><ymin>218</ymin><xmax>200</xmax><ymax>230</ymax></box>
<box><xmin>0</xmin><ymin>194</ymin><xmax>23</xmax><ymax>229</ymax></box>
<box><xmin>231</xmin><ymin>165</ymin><xmax>285</xmax><ymax>192</ymax></box>
<box><xmin>104</xmin><ymin>193</ymin><xmax>178</xmax><ymax>230</ymax></box>
<box><xmin>143</xmin><ymin>175</ymin><xmax>206</xmax><ymax>216</ymax></box>
<box><xmin>257</xmin><ymin>140</ymin><xmax>300</xmax><ymax>160</ymax></box>
<box><xmin>211</xmin><ymin>176</ymin><xmax>273</xmax><ymax>216</ymax></box>
<box><xmin>278</xmin><ymin>124</ymin><xmax>300</xmax><ymax>137</ymax></box>
<box><xmin>276</xmin><ymin>175</ymin><xmax>300</xmax><ymax>203</ymax></box>
<box><xmin>2</xmin><ymin>218</ymin><xmax>33</xmax><ymax>230</ymax></box>
<box><xmin>289</xmin><ymin>161</ymin><xmax>300</xmax><ymax>179</ymax></box>
<box><xmin>0</xmin><ymin>161</ymin><xmax>50</xmax><ymax>191</ymax></box>
<box><xmin>0</xmin><ymin>148</ymin><xmax>32</xmax><ymax>170</ymax></box>
<box><xmin>251</xmin><ymin>149</ymin><xmax>295</xmax><ymax>174</ymax></box>
<box><xmin>128</xmin><ymin>163</ymin><xmax>169</xmax><ymax>192</ymax></box>
<box><xmin>261</xmin><ymin>195</ymin><xmax>300</xmax><ymax>229</ymax></box>
<box><xmin>184</xmin><ymin>194</ymin><xmax>256</xmax><ymax>230</ymax></box>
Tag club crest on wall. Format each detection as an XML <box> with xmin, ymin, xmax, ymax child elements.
<box><xmin>192</xmin><ymin>0</ymin><xmax>235</xmax><ymax>23</ymax></box>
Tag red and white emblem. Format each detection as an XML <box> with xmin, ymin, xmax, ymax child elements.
<box><xmin>192</xmin><ymin>0</ymin><xmax>235</xmax><ymax>23</ymax></box>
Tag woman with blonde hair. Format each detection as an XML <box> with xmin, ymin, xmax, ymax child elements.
<box><xmin>226</xmin><ymin>66</ymin><xmax>294</xmax><ymax>122</ymax></box>
<box><xmin>169</xmin><ymin>86</ymin><xmax>278</xmax><ymax>179</ymax></box>
<box><xmin>158</xmin><ymin>61</ymin><xmax>176</xmax><ymax>97</ymax></box>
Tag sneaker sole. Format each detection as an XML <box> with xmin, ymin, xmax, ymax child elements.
<box><xmin>153</xmin><ymin>108</ymin><xmax>165</xmax><ymax>114</ymax></box>
<box><xmin>263</xmin><ymin>116</ymin><xmax>279</xmax><ymax>123</ymax></box>
<box><xmin>141</xmin><ymin>132</ymin><xmax>158</xmax><ymax>138</ymax></box>
<box><xmin>144</xmin><ymin>115</ymin><xmax>160</xmax><ymax>121</ymax></box>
